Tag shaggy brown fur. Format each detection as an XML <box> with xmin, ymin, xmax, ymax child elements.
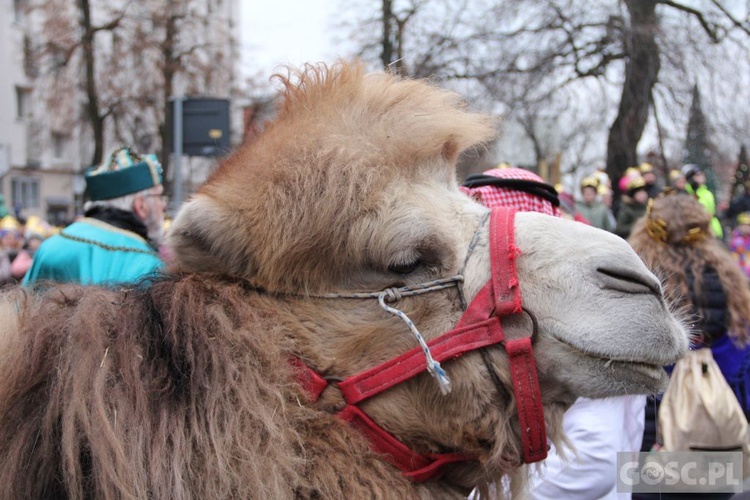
<box><xmin>629</xmin><ymin>193</ymin><xmax>750</xmax><ymax>344</ymax></box>
<box><xmin>169</xmin><ymin>62</ymin><xmax>495</xmax><ymax>293</ymax></box>
<box><xmin>0</xmin><ymin>276</ymin><xmax>433</xmax><ymax>499</ymax></box>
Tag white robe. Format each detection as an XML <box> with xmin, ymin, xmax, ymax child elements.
<box><xmin>527</xmin><ymin>396</ymin><xmax>646</xmax><ymax>500</ymax></box>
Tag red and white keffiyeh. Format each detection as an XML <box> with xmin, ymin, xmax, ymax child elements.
<box><xmin>460</xmin><ymin>168</ymin><xmax>562</xmax><ymax>218</ymax></box>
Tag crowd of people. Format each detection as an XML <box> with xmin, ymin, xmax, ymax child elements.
<box><xmin>0</xmin><ymin>214</ymin><xmax>54</xmax><ymax>286</ymax></box>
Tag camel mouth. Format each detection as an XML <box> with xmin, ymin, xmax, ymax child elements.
<box><xmin>579</xmin><ymin>346</ymin><xmax>670</xmax><ymax>388</ymax></box>
<box><xmin>599</xmin><ymin>356</ymin><xmax>666</xmax><ymax>380</ymax></box>
<box><xmin>553</xmin><ymin>336</ymin><xmax>669</xmax><ymax>384</ymax></box>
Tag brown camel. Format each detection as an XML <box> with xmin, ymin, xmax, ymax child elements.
<box><xmin>0</xmin><ymin>62</ymin><xmax>687</xmax><ymax>499</ymax></box>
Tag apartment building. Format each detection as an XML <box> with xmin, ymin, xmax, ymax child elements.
<box><xmin>0</xmin><ymin>0</ymin><xmax>240</xmax><ymax>225</ymax></box>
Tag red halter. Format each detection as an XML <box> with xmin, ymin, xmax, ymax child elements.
<box><xmin>293</xmin><ymin>207</ymin><xmax>547</xmax><ymax>482</ymax></box>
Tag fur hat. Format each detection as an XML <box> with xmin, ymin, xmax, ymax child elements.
<box><xmin>85</xmin><ymin>147</ymin><xmax>163</xmax><ymax>201</ymax></box>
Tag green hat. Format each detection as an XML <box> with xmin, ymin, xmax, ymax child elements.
<box><xmin>85</xmin><ymin>147</ymin><xmax>163</xmax><ymax>201</ymax></box>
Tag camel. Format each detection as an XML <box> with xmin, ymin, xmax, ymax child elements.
<box><xmin>0</xmin><ymin>62</ymin><xmax>687</xmax><ymax>499</ymax></box>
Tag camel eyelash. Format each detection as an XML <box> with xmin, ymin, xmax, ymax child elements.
<box><xmin>388</xmin><ymin>256</ymin><xmax>423</xmax><ymax>275</ymax></box>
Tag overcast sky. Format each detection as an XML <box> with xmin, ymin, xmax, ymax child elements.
<box><xmin>239</xmin><ymin>0</ymin><xmax>350</xmax><ymax>86</ymax></box>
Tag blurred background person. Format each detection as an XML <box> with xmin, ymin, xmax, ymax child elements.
<box><xmin>683</xmin><ymin>164</ymin><xmax>723</xmax><ymax>240</ymax></box>
<box><xmin>729</xmin><ymin>211</ymin><xmax>750</xmax><ymax>281</ymax></box>
<box><xmin>0</xmin><ymin>216</ymin><xmax>23</xmax><ymax>287</ymax></box>
<box><xmin>23</xmin><ymin>148</ymin><xmax>166</xmax><ymax>287</ymax></box>
<box><xmin>615</xmin><ymin>176</ymin><xmax>649</xmax><ymax>239</ymax></box>
<box><xmin>575</xmin><ymin>176</ymin><xmax>615</xmax><ymax>232</ymax></box>
<box><xmin>0</xmin><ymin>195</ymin><xmax>9</xmax><ymax>218</ymax></box>
<box><xmin>639</xmin><ymin>162</ymin><xmax>661</xmax><ymax>199</ymax></box>
<box><xmin>668</xmin><ymin>169</ymin><xmax>688</xmax><ymax>193</ymax></box>
<box><xmin>10</xmin><ymin>215</ymin><xmax>52</xmax><ymax>281</ymax></box>
<box><xmin>724</xmin><ymin>180</ymin><xmax>750</xmax><ymax>234</ymax></box>
<box><xmin>599</xmin><ymin>184</ymin><xmax>617</xmax><ymax>228</ymax></box>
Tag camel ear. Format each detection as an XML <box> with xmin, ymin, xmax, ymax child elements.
<box><xmin>168</xmin><ymin>194</ymin><xmax>234</xmax><ymax>274</ymax></box>
<box><xmin>442</xmin><ymin>138</ymin><xmax>459</xmax><ymax>163</ymax></box>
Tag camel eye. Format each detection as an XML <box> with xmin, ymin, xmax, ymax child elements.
<box><xmin>388</xmin><ymin>258</ymin><xmax>422</xmax><ymax>275</ymax></box>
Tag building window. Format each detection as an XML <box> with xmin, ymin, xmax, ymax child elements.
<box><xmin>15</xmin><ymin>87</ymin><xmax>31</xmax><ymax>119</ymax></box>
<box><xmin>13</xmin><ymin>0</ymin><xmax>26</xmax><ymax>25</ymax></box>
<box><xmin>50</xmin><ymin>45</ymin><xmax>66</xmax><ymax>70</ymax></box>
<box><xmin>11</xmin><ymin>176</ymin><xmax>40</xmax><ymax>209</ymax></box>
<box><xmin>23</xmin><ymin>35</ymin><xmax>38</xmax><ymax>78</ymax></box>
<box><xmin>52</xmin><ymin>132</ymin><xmax>70</xmax><ymax>159</ymax></box>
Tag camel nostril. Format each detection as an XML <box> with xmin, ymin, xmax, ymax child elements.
<box><xmin>597</xmin><ymin>267</ymin><xmax>661</xmax><ymax>295</ymax></box>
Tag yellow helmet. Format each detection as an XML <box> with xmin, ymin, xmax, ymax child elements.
<box><xmin>0</xmin><ymin>215</ymin><xmax>21</xmax><ymax>233</ymax></box>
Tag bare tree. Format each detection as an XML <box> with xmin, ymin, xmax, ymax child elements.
<box><xmin>27</xmin><ymin>0</ymin><xmax>237</xmax><ymax>194</ymax></box>
<box><xmin>343</xmin><ymin>0</ymin><xmax>750</xmax><ymax>198</ymax></box>
<box><xmin>28</xmin><ymin>0</ymin><xmax>126</xmax><ymax>166</ymax></box>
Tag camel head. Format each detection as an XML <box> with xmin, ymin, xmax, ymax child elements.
<box><xmin>168</xmin><ymin>62</ymin><xmax>687</xmax><ymax>489</ymax></box>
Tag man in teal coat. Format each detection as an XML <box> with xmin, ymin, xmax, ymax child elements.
<box><xmin>23</xmin><ymin>148</ymin><xmax>167</xmax><ymax>287</ymax></box>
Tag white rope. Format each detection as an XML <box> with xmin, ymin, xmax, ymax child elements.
<box><xmin>378</xmin><ymin>293</ymin><xmax>452</xmax><ymax>395</ymax></box>
<box><xmin>307</xmin><ymin>275</ymin><xmax>463</xmax><ymax>300</ymax></box>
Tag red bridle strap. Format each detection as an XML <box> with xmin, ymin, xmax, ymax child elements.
<box><xmin>338</xmin><ymin>405</ymin><xmax>474</xmax><ymax>482</ymax></box>
<box><xmin>453</xmin><ymin>209</ymin><xmax>546</xmax><ymax>462</ymax></box>
<box><xmin>489</xmin><ymin>208</ymin><xmax>547</xmax><ymax>462</ymax></box>
<box><xmin>291</xmin><ymin>358</ymin><xmax>477</xmax><ymax>482</ymax></box>
<box><xmin>338</xmin><ymin>318</ymin><xmax>504</xmax><ymax>405</ymax></box>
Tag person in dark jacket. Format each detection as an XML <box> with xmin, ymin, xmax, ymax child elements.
<box><xmin>639</xmin><ymin>162</ymin><xmax>662</xmax><ymax>199</ymax></box>
<box><xmin>628</xmin><ymin>192</ymin><xmax>750</xmax><ymax>499</ymax></box>
<box><xmin>629</xmin><ymin>192</ymin><xmax>750</xmax><ymax>445</ymax></box>
<box><xmin>615</xmin><ymin>176</ymin><xmax>649</xmax><ymax>239</ymax></box>
<box><xmin>724</xmin><ymin>180</ymin><xmax>750</xmax><ymax>232</ymax></box>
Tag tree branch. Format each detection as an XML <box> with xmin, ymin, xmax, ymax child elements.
<box><xmin>710</xmin><ymin>0</ymin><xmax>750</xmax><ymax>36</ymax></box>
<box><xmin>660</xmin><ymin>0</ymin><xmax>722</xmax><ymax>42</ymax></box>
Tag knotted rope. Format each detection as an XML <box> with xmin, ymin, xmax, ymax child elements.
<box><xmin>307</xmin><ymin>275</ymin><xmax>463</xmax><ymax>395</ymax></box>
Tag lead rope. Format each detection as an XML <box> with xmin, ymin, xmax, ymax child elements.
<box><xmin>378</xmin><ymin>292</ymin><xmax>452</xmax><ymax>395</ymax></box>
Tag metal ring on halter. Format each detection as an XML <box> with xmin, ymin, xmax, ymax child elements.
<box><xmin>522</xmin><ymin>307</ymin><xmax>539</xmax><ymax>344</ymax></box>
<box><xmin>498</xmin><ymin>307</ymin><xmax>539</xmax><ymax>345</ymax></box>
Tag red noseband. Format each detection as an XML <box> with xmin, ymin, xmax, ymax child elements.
<box><xmin>293</xmin><ymin>207</ymin><xmax>547</xmax><ymax>482</ymax></box>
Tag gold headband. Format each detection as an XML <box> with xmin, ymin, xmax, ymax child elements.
<box><xmin>645</xmin><ymin>195</ymin><xmax>706</xmax><ymax>244</ymax></box>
